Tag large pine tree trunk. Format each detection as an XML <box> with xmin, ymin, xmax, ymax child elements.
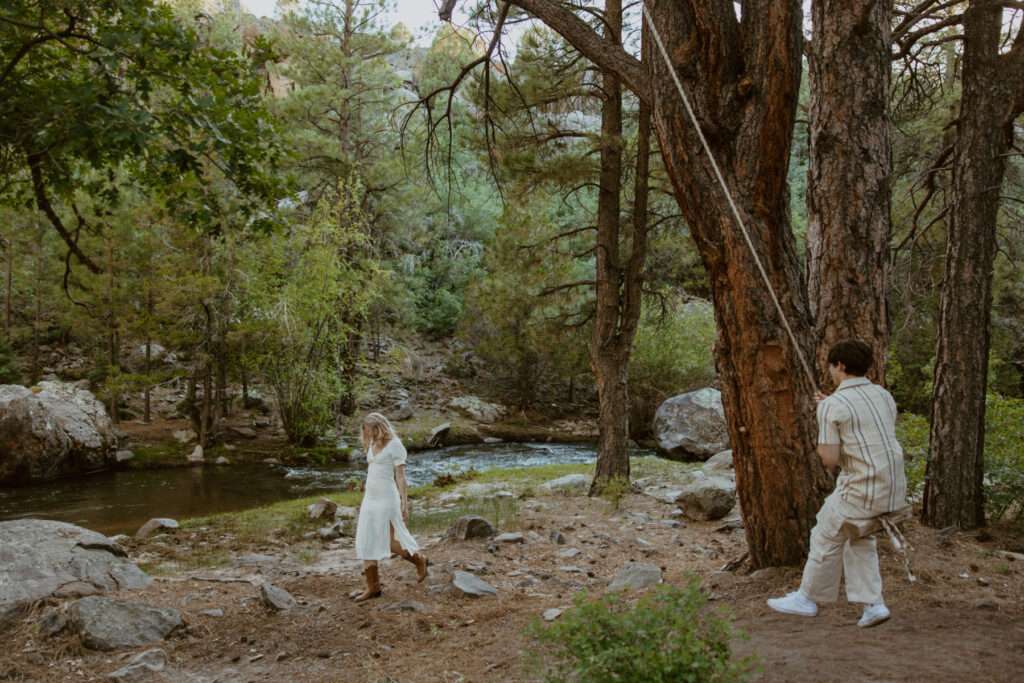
<box><xmin>806</xmin><ymin>0</ymin><xmax>892</xmax><ymax>388</ymax></box>
<box><xmin>589</xmin><ymin>0</ymin><xmax>630</xmax><ymax>492</ymax></box>
<box><xmin>923</xmin><ymin>4</ymin><xmax>1023</xmax><ymax>529</ymax></box>
<box><xmin>645</xmin><ymin>1</ymin><xmax>829</xmax><ymax>567</ymax></box>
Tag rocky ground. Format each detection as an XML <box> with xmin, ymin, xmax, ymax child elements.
<box><xmin>3</xmin><ymin>469</ymin><xmax>1023</xmax><ymax>682</ymax></box>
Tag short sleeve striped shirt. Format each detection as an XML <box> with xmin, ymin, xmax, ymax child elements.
<box><xmin>817</xmin><ymin>377</ymin><xmax>907</xmax><ymax>514</ymax></box>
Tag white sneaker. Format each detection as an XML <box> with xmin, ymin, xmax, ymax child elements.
<box><xmin>858</xmin><ymin>603</ymin><xmax>890</xmax><ymax>628</ymax></box>
<box><xmin>767</xmin><ymin>591</ymin><xmax>818</xmax><ymax>617</ymax></box>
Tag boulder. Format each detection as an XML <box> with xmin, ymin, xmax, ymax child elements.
<box><xmin>450</xmin><ymin>570</ymin><xmax>499</xmax><ymax>597</ymax></box>
<box><xmin>333</xmin><ymin>506</ymin><xmax>357</xmax><ymax>520</ymax></box>
<box><xmin>448</xmin><ymin>396</ymin><xmax>506</xmax><ymax>423</ymax></box>
<box><xmin>652</xmin><ymin>388</ymin><xmax>730</xmax><ymax>460</ymax></box>
<box><xmin>214</xmin><ymin>456</ymin><xmax>231</xmax><ymax>466</ymax></box>
<box><xmin>37</xmin><ymin>606</ymin><xmax>67</xmax><ymax>636</ymax></box>
<box><xmin>543</xmin><ymin>608</ymin><xmax>564</xmax><ymax>621</ymax></box>
<box><xmin>0</xmin><ymin>382</ymin><xmax>117</xmax><ymax>485</ymax></box>
<box><xmin>383</xmin><ymin>599</ymin><xmax>427</xmax><ymax>614</ymax></box>
<box><xmin>186</xmin><ymin>445</ymin><xmax>204</xmax><ymax>463</ymax></box>
<box><xmin>608</xmin><ymin>562</ymin><xmax>662</xmax><ymax>592</ymax></box>
<box><xmin>136</xmin><ymin>518</ymin><xmax>178</xmax><ymax>538</ymax></box>
<box><xmin>115</xmin><ymin>450</ymin><xmax>135</xmax><ymax>463</ymax></box>
<box><xmin>172</xmin><ymin>428</ymin><xmax>197</xmax><ymax>444</ymax></box>
<box><xmin>676</xmin><ymin>477</ymin><xmax>737</xmax><ymax>521</ymax></box>
<box><xmin>125</xmin><ymin>343</ymin><xmax>170</xmax><ymax>371</ymax></box>
<box><xmin>308</xmin><ymin>497</ymin><xmax>338</xmax><ymax>520</ymax></box>
<box><xmin>428</xmin><ymin>422</ymin><xmax>451</xmax><ymax>447</ymax></box>
<box><xmin>388</xmin><ymin>400</ymin><xmax>414</xmax><ymax>422</ymax></box>
<box><xmin>701</xmin><ymin>449</ymin><xmax>734</xmax><ymax>476</ymax></box>
<box><xmin>232</xmin><ymin>426</ymin><xmax>257</xmax><ymax>438</ymax></box>
<box><xmin>540</xmin><ymin>473</ymin><xmax>589</xmax><ymax>494</ymax></box>
<box><xmin>68</xmin><ymin>596</ymin><xmax>182</xmax><ymax>651</ymax></box>
<box><xmin>261</xmin><ymin>582</ymin><xmax>296</xmax><ymax>612</ymax></box>
<box><xmin>0</xmin><ymin>520</ymin><xmax>150</xmax><ymax>627</ymax></box>
<box><xmin>444</xmin><ymin>515</ymin><xmax>496</xmax><ymax>540</ymax></box>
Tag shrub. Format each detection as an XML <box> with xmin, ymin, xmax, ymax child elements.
<box><xmin>0</xmin><ymin>336</ymin><xmax>22</xmax><ymax>385</ymax></box>
<box><xmin>524</xmin><ymin>579</ymin><xmax>757</xmax><ymax>683</ymax></box>
<box><xmin>896</xmin><ymin>395</ymin><xmax>1024</xmax><ymax>520</ymax></box>
<box><xmin>629</xmin><ymin>294</ymin><xmax>718</xmax><ymax>437</ymax></box>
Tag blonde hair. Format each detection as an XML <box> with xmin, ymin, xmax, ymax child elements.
<box><xmin>361</xmin><ymin>412</ymin><xmax>397</xmax><ymax>451</ymax></box>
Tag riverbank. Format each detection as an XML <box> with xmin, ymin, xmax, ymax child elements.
<box><xmin>3</xmin><ymin>459</ymin><xmax>1023</xmax><ymax>681</ymax></box>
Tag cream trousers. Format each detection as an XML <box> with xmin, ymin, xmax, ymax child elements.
<box><xmin>799</xmin><ymin>491</ymin><xmax>884</xmax><ymax>605</ymax></box>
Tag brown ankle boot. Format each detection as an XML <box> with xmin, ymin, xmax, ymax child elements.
<box><xmin>354</xmin><ymin>565</ymin><xmax>381</xmax><ymax>601</ymax></box>
<box><xmin>399</xmin><ymin>550</ymin><xmax>428</xmax><ymax>583</ymax></box>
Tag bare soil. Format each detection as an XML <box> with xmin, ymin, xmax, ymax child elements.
<box><xmin>4</xmin><ymin>490</ymin><xmax>1023</xmax><ymax>682</ymax></box>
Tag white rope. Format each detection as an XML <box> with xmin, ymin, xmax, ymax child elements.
<box><xmin>639</xmin><ymin>2</ymin><xmax>818</xmax><ymax>391</ymax></box>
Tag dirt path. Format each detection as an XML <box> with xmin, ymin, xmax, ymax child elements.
<box><xmin>3</xmin><ymin>491</ymin><xmax>1022</xmax><ymax>681</ymax></box>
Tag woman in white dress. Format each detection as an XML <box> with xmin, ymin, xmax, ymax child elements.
<box><xmin>353</xmin><ymin>412</ymin><xmax>427</xmax><ymax>601</ymax></box>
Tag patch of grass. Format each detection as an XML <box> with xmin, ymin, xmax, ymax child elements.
<box><xmin>126</xmin><ymin>439</ymin><xmax>186</xmax><ymax>468</ymax></box>
<box><xmin>406</xmin><ymin>495</ymin><xmax>518</xmax><ymax>533</ymax></box>
<box><xmin>630</xmin><ymin>456</ymin><xmax>699</xmax><ymax>480</ymax></box>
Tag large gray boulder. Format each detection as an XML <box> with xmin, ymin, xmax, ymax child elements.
<box><xmin>0</xmin><ymin>519</ymin><xmax>150</xmax><ymax>627</ymax></box>
<box><xmin>676</xmin><ymin>476</ymin><xmax>737</xmax><ymax>521</ymax></box>
<box><xmin>68</xmin><ymin>596</ymin><xmax>182</xmax><ymax>651</ymax></box>
<box><xmin>0</xmin><ymin>381</ymin><xmax>118</xmax><ymax>485</ymax></box>
<box><xmin>652</xmin><ymin>388</ymin><xmax>729</xmax><ymax>461</ymax></box>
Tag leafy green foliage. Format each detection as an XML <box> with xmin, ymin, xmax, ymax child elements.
<box><xmin>628</xmin><ymin>294</ymin><xmax>718</xmax><ymax>437</ymax></box>
<box><xmin>0</xmin><ymin>336</ymin><xmax>22</xmax><ymax>385</ymax></box>
<box><xmin>897</xmin><ymin>396</ymin><xmax>1024</xmax><ymax>519</ymax></box>
<box><xmin>524</xmin><ymin>579</ymin><xmax>757</xmax><ymax>683</ymax></box>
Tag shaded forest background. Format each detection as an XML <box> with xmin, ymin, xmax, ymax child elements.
<box><xmin>1</xmin><ymin>1</ymin><xmax>1023</xmax><ymax>525</ymax></box>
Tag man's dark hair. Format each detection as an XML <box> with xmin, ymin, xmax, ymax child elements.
<box><xmin>827</xmin><ymin>339</ymin><xmax>873</xmax><ymax>376</ymax></box>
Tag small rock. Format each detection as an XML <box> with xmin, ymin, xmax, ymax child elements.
<box><xmin>388</xmin><ymin>400</ymin><xmax>414</xmax><ymax>421</ymax></box>
<box><xmin>633</xmin><ymin>513</ymin><xmax>652</xmax><ymax>522</ymax></box>
<box><xmin>275</xmin><ymin>651</ymin><xmax>289</xmax><ymax>662</ymax></box>
<box><xmin>173</xmin><ymin>429</ymin><xmax>197</xmax><ymax>444</ymax></box>
<box><xmin>972</xmin><ymin>598</ymin><xmax>999</xmax><ymax>611</ymax></box>
<box><xmin>558</xmin><ymin>565</ymin><xmax>583</xmax><ymax>573</ymax></box>
<box><xmin>450</xmin><ymin>571</ymin><xmax>499</xmax><ymax>597</ymax></box>
<box><xmin>494</xmin><ymin>532</ymin><xmax>524</xmax><ymax>544</ymax></box>
<box><xmin>308</xmin><ymin>497</ymin><xmax>338</xmax><ymax>520</ymax></box>
<box><xmin>261</xmin><ymin>583</ymin><xmax>296</xmax><ymax>612</ymax></box>
<box><xmin>383</xmin><ymin>599</ymin><xmax>427</xmax><ymax>614</ymax></box>
<box><xmin>333</xmin><ymin>506</ymin><xmax>357</xmax><ymax>520</ymax></box>
<box><xmin>483</xmin><ymin>437</ymin><xmax>502</xmax><ymax>443</ymax></box>
<box><xmin>263</xmin><ymin>457</ymin><xmax>279</xmax><ymax>465</ymax></box>
<box><xmin>977</xmin><ymin>577</ymin><xmax>989</xmax><ymax>586</ymax></box>
<box><xmin>37</xmin><ymin>607</ymin><xmax>67</xmax><ymax>636</ymax></box>
<box><xmin>214</xmin><ymin>456</ymin><xmax>231</xmax><ymax>466</ymax></box>
<box><xmin>318</xmin><ymin>524</ymin><xmax>344</xmax><ymax>541</ymax></box>
<box><xmin>186</xmin><ymin>445</ymin><xmax>204</xmax><ymax>463</ymax></box>
<box><xmin>549</xmin><ymin>530</ymin><xmax>566</xmax><ymax>545</ymax></box>
<box><xmin>232</xmin><ymin>426</ymin><xmax>257</xmax><ymax>438</ymax></box>
<box><xmin>540</xmin><ymin>474</ymin><xmax>588</xmax><ymax>494</ymax></box>
<box><xmin>701</xmin><ymin>449</ymin><xmax>734</xmax><ymax>476</ymax></box>
<box><xmin>198</xmin><ymin>609</ymin><xmax>223</xmax><ymax>617</ymax></box>
<box><xmin>69</xmin><ymin>597</ymin><xmax>182</xmax><ymax>651</ymax></box>
<box><xmin>558</xmin><ymin>547</ymin><xmax>582</xmax><ymax>558</ymax></box>
<box><xmin>608</xmin><ymin>562</ymin><xmax>662</xmax><ymax>592</ymax></box>
<box><xmin>348</xmin><ymin>449</ymin><xmax>365</xmax><ymax>463</ymax></box>
<box><xmin>429</xmin><ymin>423</ymin><xmax>451</xmax><ymax>447</ymax></box>
<box><xmin>542</xmin><ymin>608</ymin><xmax>563</xmax><ymax>621</ymax></box>
<box><xmin>437</xmin><ymin>492</ymin><xmax>464</xmax><ymax>505</ymax></box>
<box><xmin>935</xmin><ymin>525</ymin><xmax>959</xmax><ymax>540</ymax></box>
<box><xmin>105</xmin><ymin>648</ymin><xmax>168</xmax><ymax>682</ymax></box>
<box><xmin>136</xmin><ymin>518</ymin><xmax>178</xmax><ymax>538</ymax></box>
<box><xmin>115</xmin><ymin>450</ymin><xmax>135</xmax><ymax>463</ymax></box>
<box><xmin>661</xmin><ymin>520</ymin><xmax>683</xmax><ymax>528</ymax></box>
<box><xmin>445</xmin><ymin>516</ymin><xmax>496</xmax><ymax>540</ymax></box>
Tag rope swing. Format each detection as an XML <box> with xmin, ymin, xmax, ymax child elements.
<box><xmin>638</xmin><ymin>1</ymin><xmax>819</xmax><ymax>392</ymax></box>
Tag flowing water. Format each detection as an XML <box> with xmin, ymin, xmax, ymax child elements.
<box><xmin>0</xmin><ymin>442</ymin><xmax>642</xmax><ymax>535</ymax></box>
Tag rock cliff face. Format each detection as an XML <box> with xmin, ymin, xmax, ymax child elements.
<box><xmin>0</xmin><ymin>382</ymin><xmax>117</xmax><ymax>486</ymax></box>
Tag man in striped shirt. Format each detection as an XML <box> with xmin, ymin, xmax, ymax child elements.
<box><xmin>768</xmin><ymin>339</ymin><xmax>907</xmax><ymax>628</ymax></box>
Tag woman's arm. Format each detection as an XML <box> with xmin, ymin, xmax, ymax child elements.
<box><xmin>395</xmin><ymin>464</ymin><xmax>409</xmax><ymax>521</ymax></box>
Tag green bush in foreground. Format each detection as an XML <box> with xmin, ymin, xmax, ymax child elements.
<box><xmin>524</xmin><ymin>579</ymin><xmax>757</xmax><ymax>683</ymax></box>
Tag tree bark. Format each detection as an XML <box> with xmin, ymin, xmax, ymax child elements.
<box><xmin>806</xmin><ymin>0</ymin><xmax>893</xmax><ymax>388</ymax></box>
<box><xmin>589</xmin><ymin>0</ymin><xmax>630</xmax><ymax>494</ymax></box>
<box><xmin>923</xmin><ymin>3</ymin><xmax>1024</xmax><ymax>529</ymax></box>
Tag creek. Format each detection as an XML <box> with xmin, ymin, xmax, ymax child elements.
<box><xmin>0</xmin><ymin>442</ymin><xmax>648</xmax><ymax>535</ymax></box>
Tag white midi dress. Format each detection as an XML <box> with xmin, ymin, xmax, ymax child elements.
<box><xmin>354</xmin><ymin>438</ymin><xmax>420</xmax><ymax>561</ymax></box>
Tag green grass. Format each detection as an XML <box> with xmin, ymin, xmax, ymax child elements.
<box><xmin>175</xmin><ymin>456</ymin><xmax>695</xmax><ymax>545</ymax></box>
<box><xmin>125</xmin><ymin>439</ymin><xmax>187</xmax><ymax>468</ymax></box>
